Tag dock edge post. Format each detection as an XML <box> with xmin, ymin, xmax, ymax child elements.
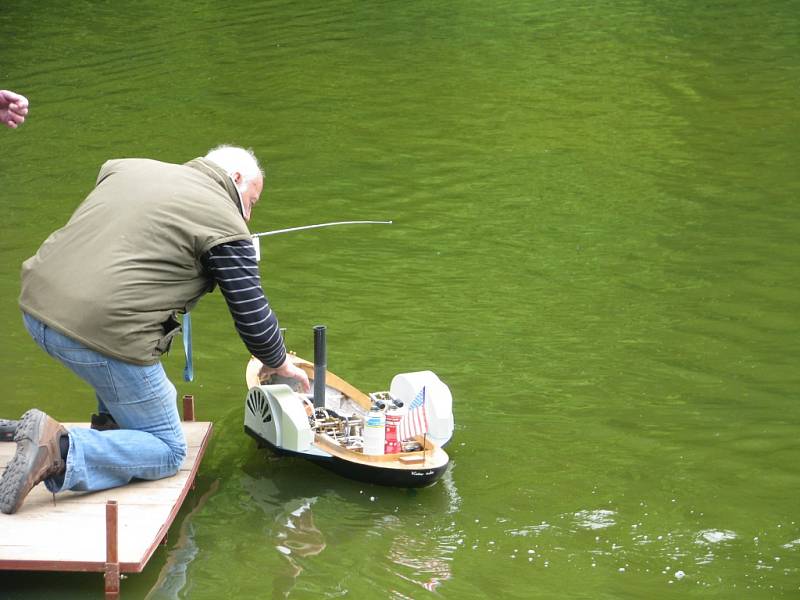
<box><xmin>182</xmin><ymin>394</ymin><xmax>195</xmax><ymax>422</ymax></box>
<box><xmin>105</xmin><ymin>500</ymin><xmax>120</xmax><ymax>599</ymax></box>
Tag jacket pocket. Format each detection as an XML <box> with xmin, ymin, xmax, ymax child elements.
<box><xmin>155</xmin><ymin>312</ymin><xmax>182</xmax><ymax>355</ymax></box>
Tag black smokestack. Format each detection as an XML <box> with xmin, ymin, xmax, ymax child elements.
<box><xmin>313</xmin><ymin>325</ymin><xmax>327</xmax><ymax>408</ymax></box>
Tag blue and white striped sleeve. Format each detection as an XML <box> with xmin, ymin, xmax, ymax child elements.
<box><xmin>202</xmin><ymin>239</ymin><xmax>287</xmax><ymax>368</ymax></box>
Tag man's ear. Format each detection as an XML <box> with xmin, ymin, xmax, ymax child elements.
<box><xmin>231</xmin><ymin>171</ymin><xmax>243</xmax><ymax>185</ymax></box>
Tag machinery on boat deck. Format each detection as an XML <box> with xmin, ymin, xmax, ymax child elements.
<box><xmin>243</xmin><ymin>326</ymin><xmax>454</xmax><ymax>487</ymax></box>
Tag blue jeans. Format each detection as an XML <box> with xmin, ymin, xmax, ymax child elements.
<box><xmin>23</xmin><ymin>313</ymin><xmax>187</xmax><ymax>493</ymax></box>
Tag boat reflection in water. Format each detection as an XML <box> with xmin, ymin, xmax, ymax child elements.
<box><xmin>239</xmin><ymin>455</ymin><xmax>462</xmax><ymax>597</ymax></box>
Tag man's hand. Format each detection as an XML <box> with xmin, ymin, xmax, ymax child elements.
<box><xmin>0</xmin><ymin>90</ymin><xmax>29</xmax><ymax>129</ymax></box>
<box><xmin>258</xmin><ymin>356</ymin><xmax>311</xmax><ymax>393</ymax></box>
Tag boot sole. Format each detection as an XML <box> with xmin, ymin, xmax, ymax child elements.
<box><xmin>0</xmin><ymin>409</ymin><xmax>48</xmax><ymax>514</ymax></box>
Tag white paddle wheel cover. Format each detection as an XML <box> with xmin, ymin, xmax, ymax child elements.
<box><xmin>245</xmin><ymin>385</ymin><xmax>313</xmax><ymax>452</ymax></box>
<box><xmin>245</xmin><ymin>386</ymin><xmax>279</xmax><ymax>446</ymax></box>
<box><xmin>389</xmin><ymin>371</ymin><xmax>454</xmax><ymax>446</ymax></box>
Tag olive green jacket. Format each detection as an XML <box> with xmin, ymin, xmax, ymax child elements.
<box><xmin>19</xmin><ymin>157</ymin><xmax>251</xmax><ymax>365</ymax></box>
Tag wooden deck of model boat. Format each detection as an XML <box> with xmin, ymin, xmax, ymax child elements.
<box><xmin>314</xmin><ymin>432</ymin><xmax>448</xmax><ymax>469</ymax></box>
<box><xmin>0</xmin><ymin>397</ymin><xmax>212</xmax><ymax>598</ymax></box>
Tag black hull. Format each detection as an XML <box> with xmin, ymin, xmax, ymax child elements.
<box><xmin>244</xmin><ymin>426</ymin><xmax>447</xmax><ymax>488</ymax></box>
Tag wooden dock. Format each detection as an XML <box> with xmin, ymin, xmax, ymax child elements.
<box><xmin>0</xmin><ymin>397</ymin><xmax>212</xmax><ymax>598</ymax></box>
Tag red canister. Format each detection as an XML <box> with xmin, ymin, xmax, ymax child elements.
<box><xmin>384</xmin><ymin>400</ymin><xmax>404</xmax><ymax>454</ymax></box>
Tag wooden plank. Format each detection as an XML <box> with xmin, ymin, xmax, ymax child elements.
<box><xmin>0</xmin><ymin>420</ymin><xmax>212</xmax><ymax>574</ymax></box>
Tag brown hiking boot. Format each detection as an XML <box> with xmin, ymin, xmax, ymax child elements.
<box><xmin>0</xmin><ymin>409</ymin><xmax>67</xmax><ymax>514</ymax></box>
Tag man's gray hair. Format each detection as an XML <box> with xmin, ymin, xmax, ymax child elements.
<box><xmin>205</xmin><ymin>145</ymin><xmax>264</xmax><ymax>184</ymax></box>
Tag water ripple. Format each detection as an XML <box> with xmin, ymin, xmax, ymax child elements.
<box><xmin>574</xmin><ymin>509</ymin><xmax>617</xmax><ymax>531</ymax></box>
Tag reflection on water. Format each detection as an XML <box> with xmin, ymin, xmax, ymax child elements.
<box><xmin>697</xmin><ymin>529</ymin><xmax>737</xmax><ymax>545</ymax></box>
<box><xmin>573</xmin><ymin>509</ymin><xmax>616</xmax><ymax>531</ymax></box>
<box><xmin>693</xmin><ymin>529</ymin><xmax>738</xmax><ymax>567</ymax></box>
<box><xmin>387</xmin><ymin>532</ymin><xmax>452</xmax><ymax>593</ymax></box>
<box><xmin>477</xmin><ymin>503</ymin><xmax>799</xmax><ymax>591</ymax></box>
<box><xmin>385</xmin><ymin>470</ymin><xmax>462</xmax><ymax>594</ymax></box>
<box><xmin>145</xmin><ymin>479</ymin><xmax>220</xmax><ymax>600</ymax></box>
<box><xmin>273</xmin><ymin>498</ymin><xmax>326</xmax><ymax>561</ymax></box>
<box><xmin>239</xmin><ymin>463</ymin><xmax>328</xmax><ymax>599</ymax></box>
<box><xmin>269</xmin><ymin>496</ymin><xmax>327</xmax><ymax>597</ymax></box>
<box><xmin>236</xmin><ymin>454</ymin><xmax>462</xmax><ymax>597</ymax></box>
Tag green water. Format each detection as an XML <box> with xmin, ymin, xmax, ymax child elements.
<box><xmin>1</xmin><ymin>1</ymin><xmax>799</xmax><ymax>597</ymax></box>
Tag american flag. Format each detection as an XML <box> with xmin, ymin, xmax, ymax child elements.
<box><xmin>399</xmin><ymin>386</ymin><xmax>427</xmax><ymax>441</ymax></box>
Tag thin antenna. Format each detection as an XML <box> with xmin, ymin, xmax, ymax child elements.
<box><xmin>252</xmin><ymin>220</ymin><xmax>392</xmax><ymax>238</ymax></box>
